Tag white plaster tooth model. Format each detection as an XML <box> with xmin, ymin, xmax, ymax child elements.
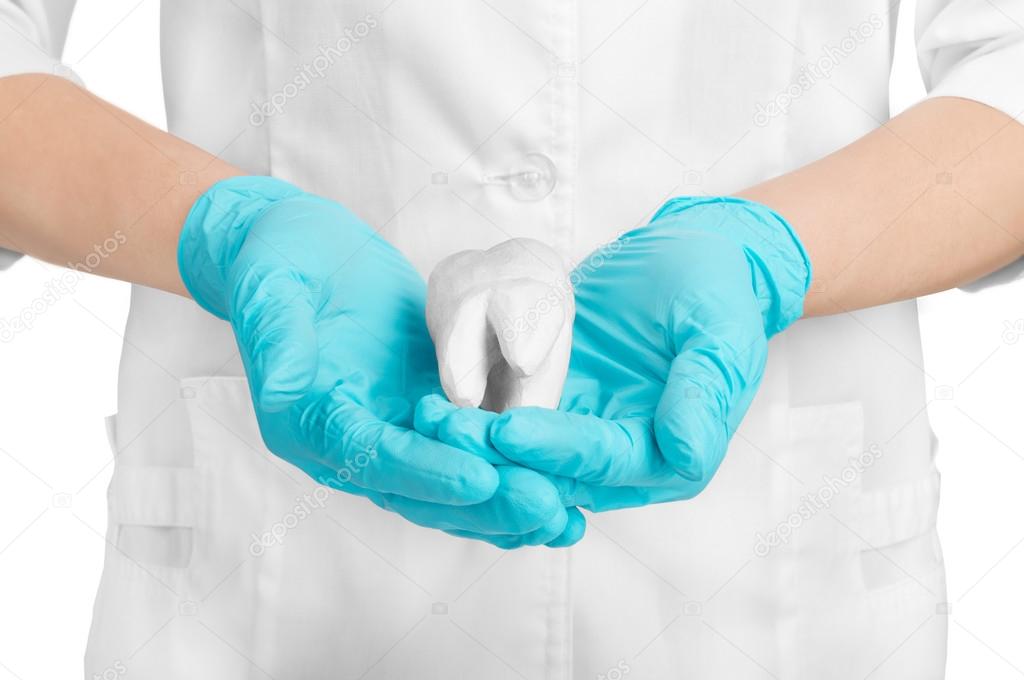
<box><xmin>426</xmin><ymin>238</ymin><xmax>575</xmax><ymax>413</ymax></box>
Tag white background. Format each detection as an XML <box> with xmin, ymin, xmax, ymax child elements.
<box><xmin>1</xmin><ymin>1</ymin><xmax>1023</xmax><ymax>678</ymax></box>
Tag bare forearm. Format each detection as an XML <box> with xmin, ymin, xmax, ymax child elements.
<box><xmin>0</xmin><ymin>74</ymin><xmax>242</xmax><ymax>295</ymax></box>
<box><xmin>739</xmin><ymin>97</ymin><xmax>1024</xmax><ymax>316</ymax></box>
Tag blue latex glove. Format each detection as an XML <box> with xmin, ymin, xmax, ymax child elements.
<box><xmin>178</xmin><ymin>175</ymin><xmax>580</xmax><ymax>546</ymax></box>
<box><xmin>415</xmin><ymin>196</ymin><xmax>811</xmax><ymax>511</ymax></box>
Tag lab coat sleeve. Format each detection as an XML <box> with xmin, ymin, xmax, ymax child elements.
<box><xmin>0</xmin><ymin>0</ymin><xmax>80</xmax><ymax>270</ymax></box>
<box><xmin>916</xmin><ymin>0</ymin><xmax>1024</xmax><ymax>291</ymax></box>
<box><xmin>0</xmin><ymin>0</ymin><xmax>78</xmax><ymax>79</ymax></box>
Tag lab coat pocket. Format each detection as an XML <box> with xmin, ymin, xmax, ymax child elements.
<box><xmin>847</xmin><ymin>472</ymin><xmax>947</xmax><ymax>680</ymax></box>
<box><xmin>85</xmin><ymin>410</ymin><xmax>207</xmax><ymax>680</ymax></box>
<box><xmin>176</xmin><ymin>376</ymin><xmax>570</xmax><ymax>680</ymax></box>
<box><xmin>781</xmin><ymin>401</ymin><xmax>946</xmax><ymax>679</ymax></box>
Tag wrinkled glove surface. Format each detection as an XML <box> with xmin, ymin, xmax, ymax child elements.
<box><xmin>417</xmin><ymin>196</ymin><xmax>812</xmax><ymax>511</ymax></box>
<box><xmin>178</xmin><ymin>176</ymin><xmax>580</xmax><ymax>546</ymax></box>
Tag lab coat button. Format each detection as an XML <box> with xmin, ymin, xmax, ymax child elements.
<box><xmin>485</xmin><ymin>152</ymin><xmax>557</xmax><ymax>201</ymax></box>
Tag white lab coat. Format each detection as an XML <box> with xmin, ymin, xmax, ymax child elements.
<box><xmin>3</xmin><ymin>2</ymin><xmax>1024</xmax><ymax>678</ymax></box>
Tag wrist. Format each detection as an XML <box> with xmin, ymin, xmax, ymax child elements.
<box><xmin>650</xmin><ymin>196</ymin><xmax>812</xmax><ymax>336</ymax></box>
<box><xmin>177</xmin><ymin>175</ymin><xmax>304</xmax><ymax>318</ymax></box>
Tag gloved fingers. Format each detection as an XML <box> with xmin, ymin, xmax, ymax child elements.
<box><xmin>414</xmin><ymin>394</ymin><xmax>511</xmax><ymax>465</ymax></box>
<box><xmin>514</xmin><ymin>502</ymin><xmax>571</xmax><ymax>546</ymax></box>
<box><xmin>441</xmin><ymin>503</ymin><xmax>578</xmax><ymax>549</ymax></box>
<box><xmin>230</xmin><ymin>267</ymin><xmax>319</xmax><ymax>412</ymax></box>
<box><xmin>489</xmin><ymin>409</ymin><xmax>665</xmax><ymax>486</ymax></box>
<box><xmin>568</xmin><ymin>484</ymin><xmax>661</xmax><ymax>512</ymax></box>
<box><xmin>447</xmin><ymin>506</ymin><xmax>585</xmax><ymax>549</ymax></box>
<box><xmin>308</xmin><ymin>394</ymin><xmax>499</xmax><ymax>505</ymax></box>
<box><xmin>412</xmin><ymin>393</ymin><xmax>449</xmax><ymax>439</ymax></box>
<box><xmin>307</xmin><ymin>467</ymin><xmax>548</xmax><ymax>550</ymax></box>
<box><xmin>415</xmin><ymin>395</ymin><xmax>587</xmax><ymax>508</ymax></box>
<box><xmin>377</xmin><ymin>466</ymin><xmax>566</xmax><ymax>536</ymax></box>
<box><xmin>544</xmin><ymin>507</ymin><xmax>587</xmax><ymax>547</ymax></box>
<box><xmin>300</xmin><ymin>459</ymin><xmax>369</xmax><ymax>497</ymax></box>
<box><xmin>443</xmin><ymin>530</ymin><xmax>541</xmax><ymax>550</ymax></box>
<box><xmin>654</xmin><ymin>329</ymin><xmax>768</xmax><ymax>484</ymax></box>
<box><xmin>302</xmin><ymin>438</ymin><xmax>581</xmax><ymax>549</ymax></box>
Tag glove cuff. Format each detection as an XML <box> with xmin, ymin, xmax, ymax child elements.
<box><xmin>177</xmin><ymin>175</ymin><xmax>304</xmax><ymax>319</ymax></box>
<box><xmin>650</xmin><ymin>196</ymin><xmax>812</xmax><ymax>336</ymax></box>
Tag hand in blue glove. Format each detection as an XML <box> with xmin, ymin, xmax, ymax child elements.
<box><xmin>177</xmin><ymin>176</ymin><xmax>581</xmax><ymax>546</ymax></box>
<box><xmin>415</xmin><ymin>196</ymin><xmax>811</xmax><ymax>511</ymax></box>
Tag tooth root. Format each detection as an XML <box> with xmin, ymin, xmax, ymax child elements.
<box><xmin>487</xmin><ymin>279</ymin><xmax>568</xmax><ymax>379</ymax></box>
<box><xmin>437</xmin><ymin>289</ymin><xmax>494</xmax><ymax>408</ymax></box>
